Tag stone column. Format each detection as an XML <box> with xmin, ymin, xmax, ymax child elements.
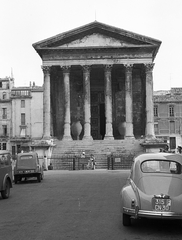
<box><xmin>42</xmin><ymin>66</ymin><xmax>51</xmax><ymax>139</ymax></box>
<box><xmin>145</xmin><ymin>63</ymin><xmax>155</xmax><ymax>139</ymax></box>
<box><xmin>104</xmin><ymin>65</ymin><xmax>114</xmax><ymax>140</ymax></box>
<box><xmin>124</xmin><ymin>64</ymin><xmax>134</xmax><ymax>138</ymax></box>
<box><xmin>83</xmin><ymin>65</ymin><xmax>92</xmax><ymax>140</ymax></box>
<box><xmin>62</xmin><ymin>66</ymin><xmax>72</xmax><ymax>140</ymax></box>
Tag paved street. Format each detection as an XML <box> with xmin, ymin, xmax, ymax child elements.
<box><xmin>0</xmin><ymin>170</ymin><xmax>182</xmax><ymax>240</ymax></box>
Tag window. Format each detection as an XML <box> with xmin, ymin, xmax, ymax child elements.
<box><xmin>2</xmin><ymin>125</ymin><xmax>7</xmax><ymax>136</ymax></box>
<box><xmin>154</xmin><ymin>123</ymin><xmax>158</xmax><ymax>134</ymax></box>
<box><xmin>154</xmin><ymin>105</ymin><xmax>158</xmax><ymax>117</ymax></box>
<box><xmin>2</xmin><ymin>92</ymin><xmax>6</xmax><ymax>99</ymax></box>
<box><xmin>21</xmin><ymin>100</ymin><xmax>25</xmax><ymax>108</ymax></box>
<box><xmin>2</xmin><ymin>108</ymin><xmax>7</xmax><ymax>119</ymax></box>
<box><xmin>170</xmin><ymin>121</ymin><xmax>175</xmax><ymax>134</ymax></box>
<box><xmin>0</xmin><ymin>82</ymin><xmax>2</xmax><ymax>88</ymax></box>
<box><xmin>2</xmin><ymin>143</ymin><xmax>6</xmax><ymax>150</ymax></box>
<box><xmin>141</xmin><ymin>160</ymin><xmax>181</xmax><ymax>174</ymax></box>
<box><xmin>169</xmin><ymin>105</ymin><xmax>174</xmax><ymax>117</ymax></box>
<box><xmin>21</xmin><ymin>113</ymin><xmax>25</xmax><ymax>125</ymax></box>
<box><xmin>0</xmin><ymin>143</ymin><xmax>7</xmax><ymax>150</ymax></box>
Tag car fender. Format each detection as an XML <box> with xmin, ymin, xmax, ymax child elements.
<box><xmin>120</xmin><ymin>182</ymin><xmax>140</xmax><ymax>213</ymax></box>
<box><xmin>3</xmin><ymin>174</ymin><xmax>12</xmax><ymax>189</ymax></box>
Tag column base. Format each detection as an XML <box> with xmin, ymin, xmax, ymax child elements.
<box><xmin>83</xmin><ymin>135</ymin><xmax>93</xmax><ymax>140</ymax></box>
<box><xmin>42</xmin><ymin>135</ymin><xmax>52</xmax><ymax>140</ymax></box>
<box><xmin>104</xmin><ymin>136</ymin><xmax>114</xmax><ymax>140</ymax></box>
<box><xmin>62</xmin><ymin>135</ymin><xmax>72</xmax><ymax>141</ymax></box>
<box><xmin>125</xmin><ymin>136</ymin><xmax>135</xmax><ymax>139</ymax></box>
<box><xmin>145</xmin><ymin>134</ymin><xmax>156</xmax><ymax>140</ymax></box>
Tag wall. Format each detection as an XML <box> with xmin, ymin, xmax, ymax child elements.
<box><xmin>31</xmin><ymin>90</ymin><xmax>43</xmax><ymax>138</ymax></box>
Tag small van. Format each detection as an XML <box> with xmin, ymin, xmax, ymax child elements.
<box><xmin>0</xmin><ymin>150</ymin><xmax>13</xmax><ymax>199</ymax></box>
<box><xmin>14</xmin><ymin>152</ymin><xmax>44</xmax><ymax>184</ymax></box>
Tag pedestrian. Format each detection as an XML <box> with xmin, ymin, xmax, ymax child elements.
<box><xmin>90</xmin><ymin>154</ymin><xmax>96</xmax><ymax>170</ymax></box>
<box><xmin>44</xmin><ymin>155</ymin><xmax>48</xmax><ymax>170</ymax></box>
<box><xmin>178</xmin><ymin>146</ymin><xmax>182</xmax><ymax>154</ymax></box>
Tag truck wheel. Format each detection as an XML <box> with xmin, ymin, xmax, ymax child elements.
<box><xmin>123</xmin><ymin>213</ymin><xmax>131</xmax><ymax>226</ymax></box>
<box><xmin>37</xmin><ymin>174</ymin><xmax>41</xmax><ymax>182</ymax></box>
<box><xmin>1</xmin><ymin>179</ymin><xmax>10</xmax><ymax>199</ymax></box>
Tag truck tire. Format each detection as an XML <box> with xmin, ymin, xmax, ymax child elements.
<box><xmin>1</xmin><ymin>179</ymin><xmax>10</xmax><ymax>199</ymax></box>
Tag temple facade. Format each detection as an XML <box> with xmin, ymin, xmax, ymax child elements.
<box><xmin>33</xmin><ymin>21</ymin><xmax>161</xmax><ymax>142</ymax></box>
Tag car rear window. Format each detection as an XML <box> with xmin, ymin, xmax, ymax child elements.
<box><xmin>17</xmin><ymin>155</ymin><xmax>35</xmax><ymax>168</ymax></box>
<box><xmin>141</xmin><ymin>160</ymin><xmax>181</xmax><ymax>174</ymax></box>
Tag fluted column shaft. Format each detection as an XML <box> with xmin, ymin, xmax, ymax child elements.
<box><xmin>125</xmin><ymin>64</ymin><xmax>134</xmax><ymax>138</ymax></box>
<box><xmin>145</xmin><ymin>63</ymin><xmax>155</xmax><ymax>138</ymax></box>
<box><xmin>62</xmin><ymin>66</ymin><xmax>72</xmax><ymax>140</ymax></box>
<box><xmin>42</xmin><ymin>66</ymin><xmax>51</xmax><ymax>139</ymax></box>
<box><xmin>104</xmin><ymin>65</ymin><xmax>114</xmax><ymax>140</ymax></box>
<box><xmin>83</xmin><ymin>65</ymin><xmax>92</xmax><ymax>140</ymax></box>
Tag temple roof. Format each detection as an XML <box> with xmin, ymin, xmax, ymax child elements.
<box><xmin>33</xmin><ymin>21</ymin><xmax>161</xmax><ymax>60</ymax></box>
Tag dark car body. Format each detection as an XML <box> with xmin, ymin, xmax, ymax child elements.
<box><xmin>0</xmin><ymin>150</ymin><xmax>13</xmax><ymax>199</ymax></box>
<box><xmin>120</xmin><ymin>152</ymin><xmax>182</xmax><ymax>226</ymax></box>
<box><xmin>14</xmin><ymin>152</ymin><xmax>44</xmax><ymax>183</ymax></box>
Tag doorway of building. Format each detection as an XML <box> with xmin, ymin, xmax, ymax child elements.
<box><xmin>100</xmin><ymin>103</ymin><xmax>106</xmax><ymax>139</ymax></box>
<box><xmin>91</xmin><ymin>91</ymin><xmax>105</xmax><ymax>139</ymax></box>
<box><xmin>170</xmin><ymin>137</ymin><xmax>176</xmax><ymax>150</ymax></box>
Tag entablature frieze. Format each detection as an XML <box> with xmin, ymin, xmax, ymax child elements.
<box><xmin>42</xmin><ymin>58</ymin><xmax>153</xmax><ymax>67</ymax></box>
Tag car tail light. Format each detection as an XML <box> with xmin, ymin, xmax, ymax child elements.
<box><xmin>131</xmin><ymin>199</ymin><xmax>135</xmax><ymax>208</ymax></box>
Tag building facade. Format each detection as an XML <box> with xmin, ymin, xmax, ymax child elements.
<box><xmin>10</xmin><ymin>84</ymin><xmax>44</xmax><ymax>156</ymax></box>
<box><xmin>154</xmin><ymin>88</ymin><xmax>182</xmax><ymax>151</ymax></box>
<box><xmin>33</xmin><ymin>21</ymin><xmax>161</xmax><ymax>142</ymax></box>
<box><xmin>0</xmin><ymin>77</ymin><xmax>14</xmax><ymax>151</ymax></box>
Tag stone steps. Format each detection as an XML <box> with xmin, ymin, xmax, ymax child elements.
<box><xmin>50</xmin><ymin>139</ymin><xmax>144</xmax><ymax>170</ymax></box>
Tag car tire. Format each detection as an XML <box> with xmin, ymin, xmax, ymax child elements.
<box><xmin>37</xmin><ymin>174</ymin><xmax>41</xmax><ymax>183</ymax></box>
<box><xmin>123</xmin><ymin>213</ymin><xmax>131</xmax><ymax>226</ymax></box>
<box><xmin>1</xmin><ymin>179</ymin><xmax>10</xmax><ymax>199</ymax></box>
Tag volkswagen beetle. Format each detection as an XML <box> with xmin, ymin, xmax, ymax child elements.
<box><xmin>120</xmin><ymin>152</ymin><xmax>182</xmax><ymax>226</ymax></box>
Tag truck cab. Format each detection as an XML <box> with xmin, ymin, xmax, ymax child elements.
<box><xmin>14</xmin><ymin>152</ymin><xmax>44</xmax><ymax>184</ymax></box>
<box><xmin>0</xmin><ymin>150</ymin><xmax>13</xmax><ymax>199</ymax></box>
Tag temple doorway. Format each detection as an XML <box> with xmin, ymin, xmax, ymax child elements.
<box><xmin>91</xmin><ymin>91</ymin><xmax>105</xmax><ymax>139</ymax></box>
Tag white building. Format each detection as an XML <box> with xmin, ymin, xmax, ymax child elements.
<box><xmin>0</xmin><ymin>77</ymin><xmax>14</xmax><ymax>151</ymax></box>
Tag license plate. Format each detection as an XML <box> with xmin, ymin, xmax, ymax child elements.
<box><xmin>152</xmin><ymin>198</ymin><xmax>171</xmax><ymax>211</ymax></box>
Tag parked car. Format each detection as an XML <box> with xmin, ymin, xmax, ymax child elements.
<box><xmin>120</xmin><ymin>152</ymin><xmax>182</xmax><ymax>226</ymax></box>
<box><xmin>0</xmin><ymin>150</ymin><xmax>13</xmax><ymax>199</ymax></box>
<box><xmin>14</xmin><ymin>152</ymin><xmax>44</xmax><ymax>184</ymax></box>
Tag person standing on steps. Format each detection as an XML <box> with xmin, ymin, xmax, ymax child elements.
<box><xmin>90</xmin><ymin>154</ymin><xmax>96</xmax><ymax>170</ymax></box>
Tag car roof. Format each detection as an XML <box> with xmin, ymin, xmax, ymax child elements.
<box><xmin>0</xmin><ymin>150</ymin><xmax>10</xmax><ymax>155</ymax></box>
<box><xmin>17</xmin><ymin>151</ymin><xmax>37</xmax><ymax>157</ymax></box>
<box><xmin>134</xmin><ymin>152</ymin><xmax>182</xmax><ymax>164</ymax></box>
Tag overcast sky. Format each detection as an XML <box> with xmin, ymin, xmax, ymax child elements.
<box><xmin>0</xmin><ymin>0</ymin><xmax>182</xmax><ymax>90</ymax></box>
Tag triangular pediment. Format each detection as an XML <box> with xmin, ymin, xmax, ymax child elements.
<box><xmin>57</xmin><ymin>33</ymin><xmax>144</xmax><ymax>48</ymax></box>
<box><xmin>34</xmin><ymin>21</ymin><xmax>161</xmax><ymax>48</ymax></box>
<box><xmin>33</xmin><ymin>21</ymin><xmax>161</xmax><ymax>59</ymax></box>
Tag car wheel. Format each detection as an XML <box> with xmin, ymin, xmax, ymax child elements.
<box><xmin>37</xmin><ymin>174</ymin><xmax>41</xmax><ymax>182</ymax></box>
<box><xmin>1</xmin><ymin>179</ymin><xmax>10</xmax><ymax>199</ymax></box>
<box><xmin>123</xmin><ymin>213</ymin><xmax>131</xmax><ymax>226</ymax></box>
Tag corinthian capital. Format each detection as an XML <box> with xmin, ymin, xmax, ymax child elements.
<box><xmin>41</xmin><ymin>66</ymin><xmax>51</xmax><ymax>75</ymax></box>
<box><xmin>104</xmin><ymin>65</ymin><xmax>112</xmax><ymax>73</ymax></box>
<box><xmin>145</xmin><ymin>63</ymin><xmax>155</xmax><ymax>73</ymax></box>
<box><xmin>124</xmin><ymin>64</ymin><xmax>133</xmax><ymax>73</ymax></box>
<box><xmin>61</xmin><ymin>65</ymin><xmax>71</xmax><ymax>74</ymax></box>
<box><xmin>82</xmin><ymin>65</ymin><xmax>91</xmax><ymax>74</ymax></box>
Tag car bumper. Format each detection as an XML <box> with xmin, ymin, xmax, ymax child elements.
<box><xmin>14</xmin><ymin>173</ymin><xmax>40</xmax><ymax>178</ymax></box>
<box><xmin>123</xmin><ymin>207</ymin><xmax>182</xmax><ymax>219</ymax></box>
